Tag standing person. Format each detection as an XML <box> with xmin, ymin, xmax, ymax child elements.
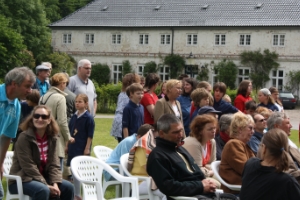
<box><xmin>257</xmin><ymin>88</ymin><xmax>279</xmax><ymax>111</ymax></box>
<box><xmin>234</xmin><ymin>80</ymin><xmax>253</xmax><ymax>113</ymax></box>
<box><xmin>157</xmin><ymin>81</ymin><xmax>167</xmax><ymax>99</ymax></box>
<box><xmin>63</xmin><ymin>73</ymin><xmax>76</xmax><ymax>123</ymax></box>
<box><xmin>110</xmin><ymin>73</ymin><xmax>140</xmax><ymax>142</ymax></box>
<box><xmin>32</xmin><ymin>65</ymin><xmax>50</xmax><ymax>96</ymax></box>
<box><xmin>9</xmin><ymin>105</ymin><xmax>74</xmax><ymax>200</ymax></box>
<box><xmin>269</xmin><ymin>87</ymin><xmax>284</xmax><ymax>112</ymax></box>
<box><xmin>40</xmin><ymin>73</ymin><xmax>74</xmax><ymax>171</ymax></box>
<box><xmin>42</xmin><ymin>62</ymin><xmax>52</xmax><ymax>75</ymax></box>
<box><xmin>240</xmin><ymin>129</ymin><xmax>300</xmax><ymax>200</ymax></box>
<box><xmin>177</xmin><ymin>77</ymin><xmax>198</xmax><ymax>136</ymax></box>
<box><xmin>67</xmin><ymin>94</ymin><xmax>95</xmax><ymax>200</ymax></box>
<box><xmin>190</xmin><ymin>88</ymin><xmax>210</xmax><ymax>121</ymax></box>
<box><xmin>0</xmin><ymin>67</ymin><xmax>35</xmax><ymax>200</ymax></box>
<box><xmin>140</xmin><ymin>73</ymin><xmax>160</xmax><ymax>125</ymax></box>
<box><xmin>68</xmin><ymin>59</ymin><xmax>98</xmax><ymax>116</ymax></box>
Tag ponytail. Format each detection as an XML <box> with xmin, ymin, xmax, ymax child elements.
<box><xmin>275</xmin><ymin>150</ymin><xmax>289</xmax><ymax>172</ymax></box>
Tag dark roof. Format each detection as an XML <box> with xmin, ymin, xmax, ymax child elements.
<box><xmin>50</xmin><ymin>0</ymin><xmax>300</xmax><ymax>27</ymax></box>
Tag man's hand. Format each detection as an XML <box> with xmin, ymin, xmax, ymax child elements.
<box><xmin>69</xmin><ymin>137</ymin><xmax>75</xmax><ymax>143</ymax></box>
<box><xmin>202</xmin><ymin>178</ymin><xmax>216</xmax><ymax>193</ymax></box>
<box><xmin>48</xmin><ymin>183</ymin><xmax>61</xmax><ymax>197</ymax></box>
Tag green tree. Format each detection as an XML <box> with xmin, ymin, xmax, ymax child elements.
<box><xmin>143</xmin><ymin>61</ymin><xmax>158</xmax><ymax>77</ymax></box>
<box><xmin>240</xmin><ymin>49</ymin><xmax>279</xmax><ymax>91</ymax></box>
<box><xmin>214</xmin><ymin>59</ymin><xmax>238</xmax><ymax>89</ymax></box>
<box><xmin>43</xmin><ymin>52</ymin><xmax>76</xmax><ymax>74</ymax></box>
<box><xmin>90</xmin><ymin>63</ymin><xmax>111</xmax><ymax>85</ymax></box>
<box><xmin>41</xmin><ymin>0</ymin><xmax>61</xmax><ymax>22</ymax></box>
<box><xmin>122</xmin><ymin>60</ymin><xmax>133</xmax><ymax>76</ymax></box>
<box><xmin>285</xmin><ymin>70</ymin><xmax>300</xmax><ymax>97</ymax></box>
<box><xmin>164</xmin><ymin>54</ymin><xmax>186</xmax><ymax>78</ymax></box>
<box><xmin>58</xmin><ymin>0</ymin><xmax>93</xmax><ymax>19</ymax></box>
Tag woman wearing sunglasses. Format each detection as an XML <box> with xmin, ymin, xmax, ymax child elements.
<box><xmin>9</xmin><ymin>105</ymin><xmax>74</xmax><ymax>199</ymax></box>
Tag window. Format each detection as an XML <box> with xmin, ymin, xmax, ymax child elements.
<box><xmin>161</xmin><ymin>34</ymin><xmax>171</xmax><ymax>45</ymax></box>
<box><xmin>239</xmin><ymin>34</ymin><xmax>251</xmax><ymax>46</ymax></box>
<box><xmin>237</xmin><ymin>68</ymin><xmax>251</xmax><ymax>84</ymax></box>
<box><xmin>273</xmin><ymin>34</ymin><xmax>285</xmax><ymax>46</ymax></box>
<box><xmin>212</xmin><ymin>68</ymin><xmax>219</xmax><ymax>84</ymax></box>
<box><xmin>85</xmin><ymin>34</ymin><xmax>94</xmax><ymax>44</ymax></box>
<box><xmin>271</xmin><ymin>70</ymin><xmax>284</xmax><ymax>91</ymax></box>
<box><xmin>112</xmin><ymin>34</ymin><xmax>121</xmax><ymax>44</ymax></box>
<box><xmin>112</xmin><ymin>64</ymin><xmax>123</xmax><ymax>84</ymax></box>
<box><xmin>215</xmin><ymin>34</ymin><xmax>226</xmax><ymax>45</ymax></box>
<box><xmin>187</xmin><ymin>34</ymin><xmax>197</xmax><ymax>45</ymax></box>
<box><xmin>159</xmin><ymin>65</ymin><xmax>169</xmax><ymax>81</ymax></box>
<box><xmin>184</xmin><ymin>65</ymin><xmax>199</xmax><ymax>78</ymax></box>
<box><xmin>139</xmin><ymin>34</ymin><xmax>149</xmax><ymax>44</ymax></box>
<box><xmin>63</xmin><ymin>34</ymin><xmax>72</xmax><ymax>44</ymax></box>
<box><xmin>137</xmin><ymin>65</ymin><xmax>144</xmax><ymax>76</ymax></box>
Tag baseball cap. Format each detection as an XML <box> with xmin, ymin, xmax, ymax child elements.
<box><xmin>198</xmin><ymin>106</ymin><xmax>221</xmax><ymax>115</ymax></box>
<box><xmin>36</xmin><ymin>65</ymin><xmax>50</xmax><ymax>73</ymax></box>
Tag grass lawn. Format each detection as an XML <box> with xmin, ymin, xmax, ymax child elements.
<box><xmin>2</xmin><ymin>118</ymin><xmax>299</xmax><ymax>199</ymax></box>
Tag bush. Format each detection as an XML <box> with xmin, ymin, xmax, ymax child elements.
<box><xmin>143</xmin><ymin>61</ymin><xmax>158</xmax><ymax>77</ymax></box>
<box><xmin>90</xmin><ymin>63</ymin><xmax>111</xmax><ymax>85</ymax></box>
<box><xmin>96</xmin><ymin>82</ymin><xmax>122</xmax><ymax>113</ymax></box>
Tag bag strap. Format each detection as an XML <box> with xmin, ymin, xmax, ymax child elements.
<box><xmin>40</xmin><ymin>92</ymin><xmax>56</xmax><ymax>105</ymax></box>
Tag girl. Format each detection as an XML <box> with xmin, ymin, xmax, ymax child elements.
<box><xmin>257</xmin><ymin>88</ymin><xmax>279</xmax><ymax>111</ymax></box>
<box><xmin>67</xmin><ymin>94</ymin><xmax>95</xmax><ymax>200</ymax></box>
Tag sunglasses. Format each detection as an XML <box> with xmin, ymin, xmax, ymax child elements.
<box><xmin>33</xmin><ymin>114</ymin><xmax>50</xmax><ymax>120</ymax></box>
<box><xmin>258</xmin><ymin>118</ymin><xmax>266</xmax><ymax>122</ymax></box>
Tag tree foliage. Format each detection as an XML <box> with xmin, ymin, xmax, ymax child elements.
<box><xmin>214</xmin><ymin>59</ymin><xmax>238</xmax><ymax>89</ymax></box>
<box><xmin>240</xmin><ymin>49</ymin><xmax>279</xmax><ymax>91</ymax></box>
<box><xmin>164</xmin><ymin>54</ymin><xmax>186</xmax><ymax>78</ymax></box>
<box><xmin>90</xmin><ymin>63</ymin><xmax>111</xmax><ymax>85</ymax></box>
<box><xmin>43</xmin><ymin>52</ymin><xmax>76</xmax><ymax>74</ymax></box>
<box><xmin>285</xmin><ymin>70</ymin><xmax>300</xmax><ymax>97</ymax></box>
<box><xmin>122</xmin><ymin>60</ymin><xmax>133</xmax><ymax>76</ymax></box>
<box><xmin>143</xmin><ymin>61</ymin><xmax>158</xmax><ymax>77</ymax></box>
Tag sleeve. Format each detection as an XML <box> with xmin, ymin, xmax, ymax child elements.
<box><xmin>86</xmin><ymin>116</ymin><xmax>95</xmax><ymax>138</ymax></box>
<box><xmin>93</xmin><ymin>83</ymin><xmax>97</xmax><ymax>100</ymax></box>
<box><xmin>140</xmin><ymin>93</ymin><xmax>154</xmax><ymax>107</ymax></box>
<box><xmin>122</xmin><ymin>106</ymin><xmax>130</xmax><ymax>129</ymax></box>
<box><xmin>153</xmin><ymin>100</ymin><xmax>164</xmax><ymax>124</ymax></box>
<box><xmin>287</xmin><ymin>178</ymin><xmax>300</xmax><ymax>200</ymax></box>
<box><xmin>48</xmin><ymin>140</ymin><xmax>62</xmax><ymax>184</ymax></box>
<box><xmin>56</xmin><ymin>97</ymin><xmax>71</xmax><ymax>142</ymax></box>
<box><xmin>234</xmin><ymin>95</ymin><xmax>245</xmax><ymax>112</ymax></box>
<box><xmin>225</xmin><ymin>102</ymin><xmax>239</xmax><ymax>114</ymax></box>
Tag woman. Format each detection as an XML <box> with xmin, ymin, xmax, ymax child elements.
<box><xmin>9</xmin><ymin>105</ymin><xmax>74</xmax><ymax>199</ymax></box>
<box><xmin>40</xmin><ymin>73</ymin><xmax>74</xmax><ymax>170</ymax></box>
<box><xmin>154</xmin><ymin>79</ymin><xmax>184</xmax><ymax>135</ymax></box>
<box><xmin>215</xmin><ymin>114</ymin><xmax>234</xmax><ymax>160</ymax></box>
<box><xmin>183</xmin><ymin>114</ymin><xmax>221</xmax><ymax>188</ymax></box>
<box><xmin>240</xmin><ymin>129</ymin><xmax>300</xmax><ymax>200</ymax></box>
<box><xmin>177</xmin><ymin>77</ymin><xmax>198</xmax><ymax>136</ymax></box>
<box><xmin>140</xmin><ymin>73</ymin><xmax>160</xmax><ymax>125</ymax></box>
<box><xmin>234</xmin><ymin>80</ymin><xmax>253</xmax><ymax>113</ymax></box>
<box><xmin>157</xmin><ymin>81</ymin><xmax>167</xmax><ymax>99</ymax></box>
<box><xmin>219</xmin><ymin>112</ymin><xmax>255</xmax><ymax>194</ymax></box>
<box><xmin>269</xmin><ymin>87</ymin><xmax>284</xmax><ymax>112</ymax></box>
<box><xmin>110</xmin><ymin>73</ymin><xmax>140</xmax><ymax>142</ymax></box>
<box><xmin>257</xmin><ymin>88</ymin><xmax>279</xmax><ymax>111</ymax></box>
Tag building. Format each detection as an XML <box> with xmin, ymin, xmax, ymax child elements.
<box><xmin>49</xmin><ymin>0</ymin><xmax>300</xmax><ymax>90</ymax></box>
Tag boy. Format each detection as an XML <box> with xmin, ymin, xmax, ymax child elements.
<box><xmin>245</xmin><ymin>100</ymin><xmax>257</xmax><ymax>116</ymax></box>
<box><xmin>190</xmin><ymin>88</ymin><xmax>210</xmax><ymax>121</ymax></box>
<box><xmin>122</xmin><ymin>83</ymin><xmax>144</xmax><ymax>138</ymax></box>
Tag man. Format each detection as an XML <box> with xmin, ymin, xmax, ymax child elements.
<box><xmin>68</xmin><ymin>59</ymin><xmax>97</xmax><ymax>116</ymax></box>
<box><xmin>0</xmin><ymin>67</ymin><xmax>35</xmax><ymax>200</ymax></box>
<box><xmin>147</xmin><ymin>114</ymin><xmax>216</xmax><ymax>199</ymax></box>
<box><xmin>248</xmin><ymin>113</ymin><xmax>267</xmax><ymax>155</ymax></box>
<box><xmin>32</xmin><ymin>65</ymin><xmax>50</xmax><ymax>96</ymax></box>
<box><xmin>267</xmin><ymin>112</ymin><xmax>300</xmax><ymax>184</ymax></box>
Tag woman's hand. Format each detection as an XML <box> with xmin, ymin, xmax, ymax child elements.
<box><xmin>69</xmin><ymin>137</ymin><xmax>75</xmax><ymax>143</ymax></box>
<box><xmin>84</xmin><ymin>148</ymin><xmax>90</xmax><ymax>155</ymax></box>
<box><xmin>48</xmin><ymin>183</ymin><xmax>61</xmax><ymax>197</ymax></box>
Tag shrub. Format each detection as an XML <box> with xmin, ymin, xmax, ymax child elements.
<box><xmin>90</xmin><ymin>63</ymin><xmax>111</xmax><ymax>85</ymax></box>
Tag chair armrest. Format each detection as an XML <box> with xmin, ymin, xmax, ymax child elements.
<box><xmin>170</xmin><ymin>196</ymin><xmax>198</xmax><ymax>200</ymax></box>
<box><xmin>4</xmin><ymin>174</ymin><xmax>24</xmax><ymax>194</ymax></box>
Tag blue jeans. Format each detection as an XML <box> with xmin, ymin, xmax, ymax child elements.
<box><xmin>0</xmin><ymin>182</ymin><xmax>4</xmax><ymax>200</ymax></box>
<box><xmin>9</xmin><ymin>179</ymin><xmax>74</xmax><ymax>200</ymax></box>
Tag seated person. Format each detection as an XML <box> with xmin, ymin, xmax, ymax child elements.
<box><xmin>240</xmin><ymin>129</ymin><xmax>300</xmax><ymax>200</ymax></box>
<box><xmin>197</xmin><ymin>106</ymin><xmax>221</xmax><ymax>119</ymax></box>
<box><xmin>215</xmin><ymin>114</ymin><xmax>233</xmax><ymax>160</ymax></box>
<box><xmin>104</xmin><ymin>124</ymin><xmax>152</xmax><ymax>181</ymax></box>
<box><xmin>190</xmin><ymin>88</ymin><xmax>210</xmax><ymax>121</ymax></box>
<box><xmin>244</xmin><ymin>100</ymin><xmax>256</xmax><ymax>116</ymax></box>
<box><xmin>183</xmin><ymin>114</ymin><xmax>221</xmax><ymax>188</ymax></box>
<box><xmin>219</xmin><ymin>112</ymin><xmax>255</xmax><ymax>194</ymax></box>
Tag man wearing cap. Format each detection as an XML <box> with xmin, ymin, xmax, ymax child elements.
<box><xmin>32</xmin><ymin>65</ymin><xmax>50</xmax><ymax>96</ymax></box>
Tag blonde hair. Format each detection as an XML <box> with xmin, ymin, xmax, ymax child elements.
<box><xmin>222</xmin><ymin>94</ymin><xmax>232</xmax><ymax>103</ymax></box>
<box><xmin>75</xmin><ymin>94</ymin><xmax>90</xmax><ymax>113</ymax></box>
<box><xmin>230</xmin><ymin>112</ymin><xmax>254</xmax><ymax>138</ymax></box>
<box><xmin>51</xmin><ymin>73</ymin><xmax>68</xmax><ymax>87</ymax></box>
<box><xmin>166</xmin><ymin>79</ymin><xmax>181</xmax><ymax>95</ymax></box>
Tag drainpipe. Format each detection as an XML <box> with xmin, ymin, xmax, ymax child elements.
<box><xmin>171</xmin><ymin>27</ymin><xmax>174</xmax><ymax>55</ymax></box>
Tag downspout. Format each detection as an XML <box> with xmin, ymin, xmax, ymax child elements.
<box><xmin>171</xmin><ymin>27</ymin><xmax>174</xmax><ymax>55</ymax></box>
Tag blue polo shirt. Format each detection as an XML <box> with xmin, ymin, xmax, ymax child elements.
<box><xmin>0</xmin><ymin>84</ymin><xmax>21</xmax><ymax>138</ymax></box>
<box><xmin>213</xmin><ymin>98</ymin><xmax>238</xmax><ymax>118</ymax></box>
<box><xmin>36</xmin><ymin>78</ymin><xmax>49</xmax><ymax>96</ymax></box>
<box><xmin>122</xmin><ymin>100</ymin><xmax>144</xmax><ymax>137</ymax></box>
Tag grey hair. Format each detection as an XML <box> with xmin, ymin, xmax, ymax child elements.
<box><xmin>219</xmin><ymin>114</ymin><xmax>233</xmax><ymax>132</ymax></box>
<box><xmin>77</xmin><ymin>59</ymin><xmax>91</xmax><ymax>69</ymax></box>
<box><xmin>5</xmin><ymin>67</ymin><xmax>36</xmax><ymax>86</ymax></box>
<box><xmin>157</xmin><ymin>114</ymin><xmax>181</xmax><ymax>133</ymax></box>
<box><xmin>267</xmin><ymin>112</ymin><xmax>288</xmax><ymax>130</ymax></box>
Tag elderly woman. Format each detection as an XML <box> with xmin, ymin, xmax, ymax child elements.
<box><xmin>257</xmin><ymin>88</ymin><xmax>279</xmax><ymax>111</ymax></box>
<box><xmin>219</xmin><ymin>112</ymin><xmax>255</xmax><ymax>194</ymax></box>
<box><xmin>234</xmin><ymin>80</ymin><xmax>253</xmax><ymax>113</ymax></box>
<box><xmin>183</xmin><ymin>114</ymin><xmax>221</xmax><ymax>188</ymax></box>
<box><xmin>215</xmin><ymin>114</ymin><xmax>234</xmax><ymax>160</ymax></box>
<box><xmin>40</xmin><ymin>73</ymin><xmax>74</xmax><ymax>170</ymax></box>
<box><xmin>240</xmin><ymin>129</ymin><xmax>300</xmax><ymax>199</ymax></box>
<box><xmin>9</xmin><ymin>105</ymin><xmax>74</xmax><ymax>199</ymax></box>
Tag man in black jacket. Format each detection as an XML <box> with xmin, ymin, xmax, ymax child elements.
<box><xmin>147</xmin><ymin>114</ymin><xmax>216</xmax><ymax>199</ymax></box>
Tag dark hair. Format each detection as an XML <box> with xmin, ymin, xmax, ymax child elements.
<box><xmin>145</xmin><ymin>73</ymin><xmax>160</xmax><ymax>90</ymax></box>
<box><xmin>182</xmin><ymin>77</ymin><xmax>198</xmax><ymax>96</ymax></box>
<box><xmin>213</xmin><ymin>82</ymin><xmax>227</xmax><ymax>94</ymax></box>
<box><xmin>137</xmin><ymin>124</ymin><xmax>154</xmax><ymax>137</ymax></box>
<box><xmin>190</xmin><ymin>114</ymin><xmax>217</xmax><ymax>143</ymax></box>
<box><xmin>261</xmin><ymin>128</ymin><xmax>289</xmax><ymax>172</ymax></box>
<box><xmin>177</xmin><ymin>74</ymin><xmax>189</xmax><ymax>80</ymax></box>
<box><xmin>19</xmin><ymin>105</ymin><xmax>59</xmax><ymax>137</ymax></box>
<box><xmin>122</xmin><ymin>73</ymin><xmax>140</xmax><ymax>91</ymax></box>
<box><xmin>26</xmin><ymin>89</ymin><xmax>40</xmax><ymax>105</ymax></box>
<box><xmin>126</xmin><ymin>83</ymin><xmax>143</xmax><ymax>97</ymax></box>
<box><xmin>237</xmin><ymin>80</ymin><xmax>251</xmax><ymax>97</ymax></box>
<box><xmin>245</xmin><ymin>100</ymin><xmax>257</xmax><ymax>110</ymax></box>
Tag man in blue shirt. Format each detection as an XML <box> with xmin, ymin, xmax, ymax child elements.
<box><xmin>0</xmin><ymin>67</ymin><xmax>35</xmax><ymax>200</ymax></box>
<box><xmin>32</xmin><ymin>65</ymin><xmax>50</xmax><ymax>96</ymax></box>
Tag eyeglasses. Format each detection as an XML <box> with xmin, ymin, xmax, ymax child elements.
<box><xmin>33</xmin><ymin>114</ymin><xmax>50</xmax><ymax>120</ymax></box>
<box><xmin>83</xmin><ymin>67</ymin><xmax>92</xmax><ymax>70</ymax></box>
<box><xmin>258</xmin><ymin>118</ymin><xmax>266</xmax><ymax>122</ymax></box>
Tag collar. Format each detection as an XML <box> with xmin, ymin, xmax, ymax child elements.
<box><xmin>0</xmin><ymin>84</ymin><xmax>8</xmax><ymax>101</ymax></box>
<box><xmin>36</xmin><ymin>78</ymin><xmax>46</xmax><ymax>84</ymax></box>
<box><xmin>129</xmin><ymin>100</ymin><xmax>140</xmax><ymax>107</ymax></box>
<box><xmin>156</xmin><ymin>137</ymin><xmax>178</xmax><ymax>150</ymax></box>
<box><xmin>253</xmin><ymin>131</ymin><xmax>264</xmax><ymax>140</ymax></box>
<box><xmin>76</xmin><ymin>74</ymin><xmax>89</xmax><ymax>85</ymax></box>
<box><xmin>75</xmin><ymin>110</ymin><xmax>88</xmax><ymax>118</ymax></box>
<box><xmin>48</xmin><ymin>86</ymin><xmax>68</xmax><ymax>96</ymax></box>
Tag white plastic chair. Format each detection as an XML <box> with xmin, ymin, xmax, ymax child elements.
<box><xmin>211</xmin><ymin>161</ymin><xmax>241</xmax><ymax>191</ymax></box>
<box><xmin>70</xmin><ymin>155</ymin><xmax>139</xmax><ymax>200</ymax></box>
<box><xmin>3</xmin><ymin>151</ymin><xmax>31</xmax><ymax>200</ymax></box>
<box><xmin>93</xmin><ymin>145</ymin><xmax>123</xmax><ymax>197</ymax></box>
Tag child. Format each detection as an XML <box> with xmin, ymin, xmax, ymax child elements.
<box><xmin>67</xmin><ymin>94</ymin><xmax>95</xmax><ymax>200</ymax></box>
<box><xmin>190</xmin><ymin>88</ymin><xmax>210</xmax><ymax>122</ymax></box>
<box><xmin>222</xmin><ymin>94</ymin><xmax>232</xmax><ymax>103</ymax></box>
<box><xmin>245</xmin><ymin>100</ymin><xmax>257</xmax><ymax>116</ymax></box>
<box><xmin>122</xmin><ymin>83</ymin><xmax>144</xmax><ymax>138</ymax></box>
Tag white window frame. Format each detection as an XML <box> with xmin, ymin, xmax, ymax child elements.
<box><xmin>271</xmin><ymin>69</ymin><xmax>284</xmax><ymax>91</ymax></box>
<box><xmin>161</xmin><ymin>34</ymin><xmax>171</xmax><ymax>45</ymax></box>
<box><xmin>237</xmin><ymin>67</ymin><xmax>251</xmax><ymax>85</ymax></box>
<box><xmin>85</xmin><ymin>33</ymin><xmax>94</xmax><ymax>44</ymax></box>
<box><xmin>187</xmin><ymin>34</ymin><xmax>198</xmax><ymax>45</ymax></box>
<box><xmin>239</xmin><ymin>34</ymin><xmax>251</xmax><ymax>46</ymax></box>
<box><xmin>112</xmin><ymin>34</ymin><xmax>121</xmax><ymax>44</ymax></box>
<box><xmin>158</xmin><ymin>65</ymin><xmax>170</xmax><ymax>81</ymax></box>
<box><xmin>139</xmin><ymin>34</ymin><xmax>149</xmax><ymax>45</ymax></box>
<box><xmin>212</xmin><ymin>68</ymin><xmax>219</xmax><ymax>84</ymax></box>
<box><xmin>215</xmin><ymin>34</ymin><xmax>226</xmax><ymax>46</ymax></box>
<box><xmin>273</xmin><ymin>34</ymin><xmax>285</xmax><ymax>46</ymax></box>
<box><xmin>137</xmin><ymin>65</ymin><xmax>145</xmax><ymax>76</ymax></box>
<box><xmin>112</xmin><ymin>64</ymin><xmax>123</xmax><ymax>84</ymax></box>
<box><xmin>63</xmin><ymin>34</ymin><xmax>72</xmax><ymax>44</ymax></box>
